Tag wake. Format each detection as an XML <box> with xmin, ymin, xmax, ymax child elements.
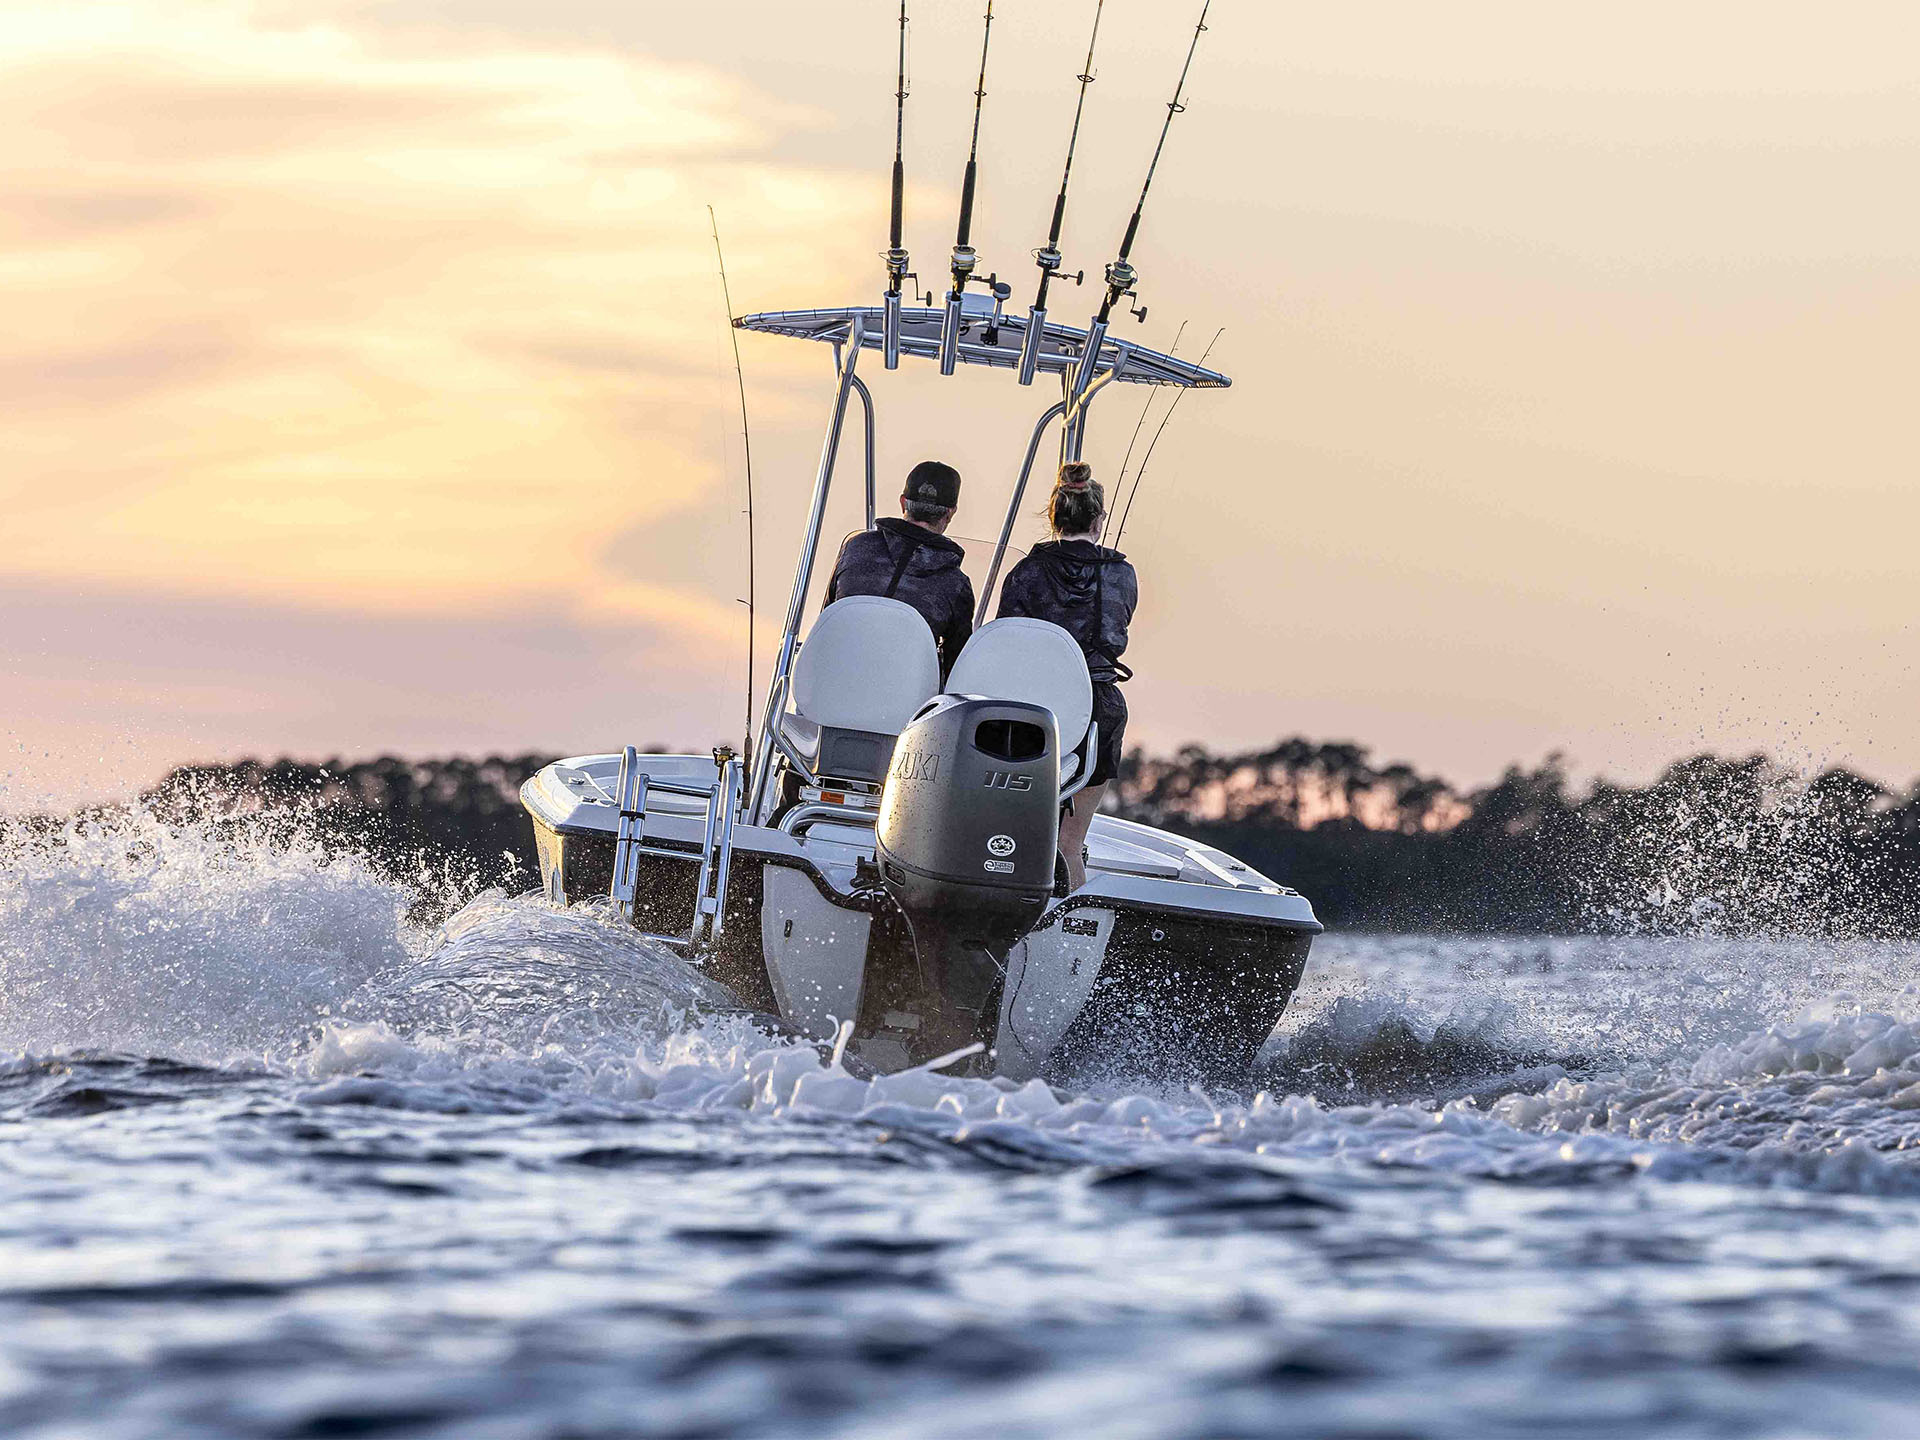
<box><xmin>8</xmin><ymin>800</ymin><xmax>1920</xmax><ymax>1197</ymax></box>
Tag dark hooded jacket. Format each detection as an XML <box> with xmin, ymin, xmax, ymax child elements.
<box><xmin>995</xmin><ymin>539</ymin><xmax>1136</xmax><ymax>681</ymax></box>
<box><xmin>825</xmin><ymin>517</ymin><xmax>975</xmax><ymax>677</ymax></box>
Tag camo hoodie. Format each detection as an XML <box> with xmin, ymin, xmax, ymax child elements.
<box><xmin>824</xmin><ymin>518</ymin><xmax>975</xmax><ymax>677</ymax></box>
<box><xmin>995</xmin><ymin>539</ymin><xmax>1136</xmax><ymax>681</ymax></box>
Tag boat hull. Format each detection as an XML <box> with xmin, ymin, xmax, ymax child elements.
<box><xmin>524</xmin><ymin>756</ymin><xmax>1321</xmax><ymax>1085</ymax></box>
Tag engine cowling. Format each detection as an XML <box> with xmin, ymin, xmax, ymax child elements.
<box><xmin>872</xmin><ymin>696</ymin><xmax>1060</xmax><ymax>1062</ymax></box>
<box><xmin>876</xmin><ymin>695</ymin><xmax>1060</xmax><ymax>945</ymax></box>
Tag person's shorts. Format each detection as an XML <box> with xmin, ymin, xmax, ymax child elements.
<box><xmin>1087</xmin><ymin>681</ymin><xmax>1128</xmax><ymax>787</ymax></box>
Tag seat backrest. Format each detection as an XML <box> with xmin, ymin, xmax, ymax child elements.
<box><xmin>793</xmin><ymin>596</ymin><xmax>940</xmax><ymax>734</ymax></box>
<box><xmin>946</xmin><ymin>617</ymin><xmax>1093</xmax><ymax>750</ymax></box>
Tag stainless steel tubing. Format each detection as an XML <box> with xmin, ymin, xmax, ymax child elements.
<box><xmin>707</xmin><ymin>760</ymin><xmax>739</xmax><ymax>941</ymax></box>
<box><xmin>689</xmin><ymin>778</ymin><xmax>722</xmax><ymax>944</ymax></box>
<box><xmin>748</xmin><ymin>317</ymin><xmax>866</xmax><ymax>820</ymax></box>
<box><xmin>610</xmin><ymin>746</ymin><xmax>649</xmax><ymax>918</ymax></box>
<box><xmin>974</xmin><ymin>398</ymin><xmax>1069</xmax><ymax>625</ymax></box>
<box><xmin>883</xmin><ymin>289</ymin><xmax>902</xmax><ymax>369</ymax></box>
<box><xmin>1064</xmin><ymin>318</ymin><xmax>1109</xmax><ymax>460</ymax></box>
<box><xmin>1060</xmin><ymin>721</ymin><xmax>1096</xmax><ymax>802</ymax></box>
<box><xmin>778</xmin><ymin>803</ymin><xmax>879</xmax><ymax>839</ymax></box>
<box><xmin>937</xmin><ymin>291</ymin><xmax>964</xmax><ymax>375</ymax></box>
<box><xmin>1016</xmin><ymin>307</ymin><xmax>1048</xmax><ymax>385</ymax></box>
<box><xmin>850</xmin><ymin>374</ymin><xmax>877</xmax><ymax>528</ymax></box>
<box><xmin>1070</xmin><ymin>318</ymin><xmax>1108</xmax><ymax>405</ymax></box>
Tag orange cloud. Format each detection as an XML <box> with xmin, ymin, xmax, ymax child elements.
<box><xmin>0</xmin><ymin>1</ymin><xmax>856</xmax><ymax>635</ymax></box>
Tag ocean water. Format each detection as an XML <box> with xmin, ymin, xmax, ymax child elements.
<box><xmin>5</xmin><ymin>810</ymin><xmax>1920</xmax><ymax>1438</ymax></box>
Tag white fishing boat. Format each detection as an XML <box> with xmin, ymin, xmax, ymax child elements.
<box><xmin>522</xmin><ymin>1</ymin><xmax>1321</xmax><ymax>1083</ymax></box>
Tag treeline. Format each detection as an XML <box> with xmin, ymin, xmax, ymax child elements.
<box><xmin>1112</xmin><ymin>741</ymin><xmax>1920</xmax><ymax>935</ymax></box>
<box><xmin>13</xmin><ymin>744</ymin><xmax>1919</xmax><ymax>936</ymax></box>
<box><xmin>148</xmin><ymin>755</ymin><xmax>554</xmax><ymax>893</ymax></box>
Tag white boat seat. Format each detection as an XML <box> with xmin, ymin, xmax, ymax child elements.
<box><xmin>778</xmin><ymin>595</ymin><xmax>941</xmax><ymax>784</ymax></box>
<box><xmin>778</xmin><ymin>713</ymin><xmax>899</xmax><ymax>783</ymax></box>
<box><xmin>946</xmin><ymin>618</ymin><xmax>1095</xmax><ymax>788</ymax></box>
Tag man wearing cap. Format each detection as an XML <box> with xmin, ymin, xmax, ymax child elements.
<box><xmin>824</xmin><ymin>460</ymin><xmax>974</xmax><ymax>678</ymax></box>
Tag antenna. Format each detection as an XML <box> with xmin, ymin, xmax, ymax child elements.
<box><xmin>882</xmin><ymin>1</ymin><xmax>913</xmax><ymax>369</ymax></box>
<box><xmin>938</xmin><ymin>3</ymin><xmax>1003</xmax><ymax>375</ymax></box>
<box><xmin>709</xmin><ymin>207</ymin><xmax>756</xmax><ymax>764</ymax></box>
<box><xmin>1094</xmin><ymin>0</ymin><xmax>1211</xmax><ymax>330</ymax></box>
<box><xmin>1111</xmin><ymin>326</ymin><xmax>1224</xmax><ymax>549</ymax></box>
<box><xmin>1017</xmin><ymin>0</ymin><xmax>1103</xmax><ymax>386</ymax></box>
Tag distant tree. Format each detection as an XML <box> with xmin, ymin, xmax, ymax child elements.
<box><xmin>13</xmin><ymin>742</ymin><xmax>1916</xmax><ymax>939</ymax></box>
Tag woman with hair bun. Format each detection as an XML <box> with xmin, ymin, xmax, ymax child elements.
<box><xmin>995</xmin><ymin>461</ymin><xmax>1137</xmax><ymax>890</ymax></box>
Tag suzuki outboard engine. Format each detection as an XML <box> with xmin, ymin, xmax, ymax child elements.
<box><xmin>873</xmin><ymin>695</ymin><xmax>1060</xmax><ymax>1063</ymax></box>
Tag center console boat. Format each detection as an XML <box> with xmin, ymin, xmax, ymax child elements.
<box><xmin>522</xmin><ymin>301</ymin><xmax>1321</xmax><ymax>1085</ymax></box>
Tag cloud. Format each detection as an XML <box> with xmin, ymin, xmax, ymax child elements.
<box><xmin>0</xmin><ymin>0</ymin><xmax>864</xmax><ymax>634</ymax></box>
<box><xmin>0</xmin><ymin>576</ymin><xmax>745</xmax><ymax>810</ymax></box>
<box><xmin>0</xmin><ymin>187</ymin><xmax>205</xmax><ymax>242</ymax></box>
<box><xmin>4</xmin><ymin>0</ymin><xmax>1917</xmax><ymax>811</ymax></box>
<box><xmin>0</xmin><ymin>328</ymin><xmax>241</xmax><ymax>409</ymax></box>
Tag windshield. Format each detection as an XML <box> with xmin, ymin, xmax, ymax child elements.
<box><xmin>949</xmin><ymin>533</ymin><xmax>1026</xmax><ymax>603</ymax></box>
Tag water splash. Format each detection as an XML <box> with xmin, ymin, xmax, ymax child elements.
<box><xmin>7</xmin><ymin>794</ymin><xmax>1920</xmax><ymax>1197</ymax></box>
<box><xmin>0</xmin><ymin>801</ymin><xmax>418</xmax><ymax>1062</ymax></box>
<box><xmin>1576</xmin><ymin>756</ymin><xmax>1911</xmax><ymax>938</ymax></box>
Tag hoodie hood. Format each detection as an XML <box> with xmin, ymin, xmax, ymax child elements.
<box><xmin>997</xmin><ymin>538</ymin><xmax>1138</xmax><ymax>676</ymax></box>
<box><xmin>875</xmin><ymin>517</ymin><xmax>966</xmax><ymax>576</ymax></box>
<box><xmin>1031</xmin><ymin>538</ymin><xmax>1127</xmax><ymax>600</ymax></box>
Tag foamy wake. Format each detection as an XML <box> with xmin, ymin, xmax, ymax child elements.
<box><xmin>0</xmin><ymin>803</ymin><xmax>415</xmax><ymax>1062</ymax></box>
<box><xmin>7</xmin><ymin>803</ymin><xmax>1920</xmax><ymax>1196</ymax></box>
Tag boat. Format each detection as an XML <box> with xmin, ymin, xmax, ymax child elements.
<box><xmin>520</xmin><ymin>3</ymin><xmax>1322</xmax><ymax>1085</ymax></box>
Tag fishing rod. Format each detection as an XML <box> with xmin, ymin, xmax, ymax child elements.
<box><xmin>708</xmin><ymin>206</ymin><xmax>756</xmax><ymax>766</ymax></box>
<box><xmin>1073</xmin><ymin>1</ymin><xmax>1212</xmax><ymax>403</ymax></box>
<box><xmin>1111</xmin><ymin>326</ymin><xmax>1223</xmax><ymax>549</ymax></box>
<box><xmin>882</xmin><ymin>0</ymin><xmax>913</xmax><ymax>370</ymax></box>
<box><xmin>1112</xmin><ymin>319</ymin><xmax>1186</xmax><ymax>491</ymax></box>
<box><xmin>938</xmin><ymin>3</ymin><xmax>1001</xmax><ymax>375</ymax></box>
<box><xmin>1017</xmin><ymin>0</ymin><xmax>1103</xmax><ymax>387</ymax></box>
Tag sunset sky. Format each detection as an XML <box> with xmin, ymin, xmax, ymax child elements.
<box><xmin>4</xmin><ymin>1</ymin><xmax>1917</xmax><ymax>809</ymax></box>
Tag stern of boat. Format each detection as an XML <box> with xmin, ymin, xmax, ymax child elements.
<box><xmin>522</xmin><ymin>752</ymin><xmax>1320</xmax><ymax>1085</ymax></box>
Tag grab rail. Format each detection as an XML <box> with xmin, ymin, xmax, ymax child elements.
<box><xmin>1060</xmin><ymin>720</ymin><xmax>1097</xmax><ymax>804</ymax></box>
<box><xmin>778</xmin><ymin>802</ymin><xmax>879</xmax><ymax>841</ymax></box>
<box><xmin>610</xmin><ymin>745</ymin><xmax>741</xmax><ymax>954</ymax></box>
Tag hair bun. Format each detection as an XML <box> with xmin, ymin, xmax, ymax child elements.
<box><xmin>1057</xmin><ymin>460</ymin><xmax>1094</xmax><ymax>492</ymax></box>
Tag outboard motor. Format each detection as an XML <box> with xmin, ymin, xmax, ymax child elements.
<box><xmin>874</xmin><ymin>695</ymin><xmax>1060</xmax><ymax>1063</ymax></box>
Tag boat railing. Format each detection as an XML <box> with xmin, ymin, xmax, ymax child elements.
<box><xmin>778</xmin><ymin>803</ymin><xmax>879</xmax><ymax>841</ymax></box>
<box><xmin>610</xmin><ymin>745</ymin><xmax>740</xmax><ymax>954</ymax></box>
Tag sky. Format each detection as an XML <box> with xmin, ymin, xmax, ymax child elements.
<box><xmin>3</xmin><ymin>1</ymin><xmax>1917</xmax><ymax>810</ymax></box>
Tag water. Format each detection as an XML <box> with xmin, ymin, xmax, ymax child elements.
<box><xmin>5</xmin><ymin>811</ymin><xmax>1920</xmax><ymax>1438</ymax></box>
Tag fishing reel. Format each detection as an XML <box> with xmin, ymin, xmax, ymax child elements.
<box><xmin>1103</xmin><ymin>258</ymin><xmax>1148</xmax><ymax>323</ymax></box>
<box><xmin>1031</xmin><ymin>245</ymin><xmax>1085</xmax><ymax>287</ymax></box>
<box><xmin>883</xmin><ymin>266</ymin><xmax>934</xmax><ymax>307</ymax></box>
<box><xmin>949</xmin><ymin>244</ymin><xmax>978</xmax><ymax>289</ymax></box>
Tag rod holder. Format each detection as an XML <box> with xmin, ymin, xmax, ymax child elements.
<box><xmin>882</xmin><ymin>289</ymin><xmax>903</xmax><ymax>369</ymax></box>
<box><xmin>937</xmin><ymin>290</ymin><xmax>964</xmax><ymax>375</ymax></box>
<box><xmin>1016</xmin><ymin>307</ymin><xmax>1047</xmax><ymax>386</ymax></box>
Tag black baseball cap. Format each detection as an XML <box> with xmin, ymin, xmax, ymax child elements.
<box><xmin>902</xmin><ymin>460</ymin><xmax>961</xmax><ymax>509</ymax></box>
